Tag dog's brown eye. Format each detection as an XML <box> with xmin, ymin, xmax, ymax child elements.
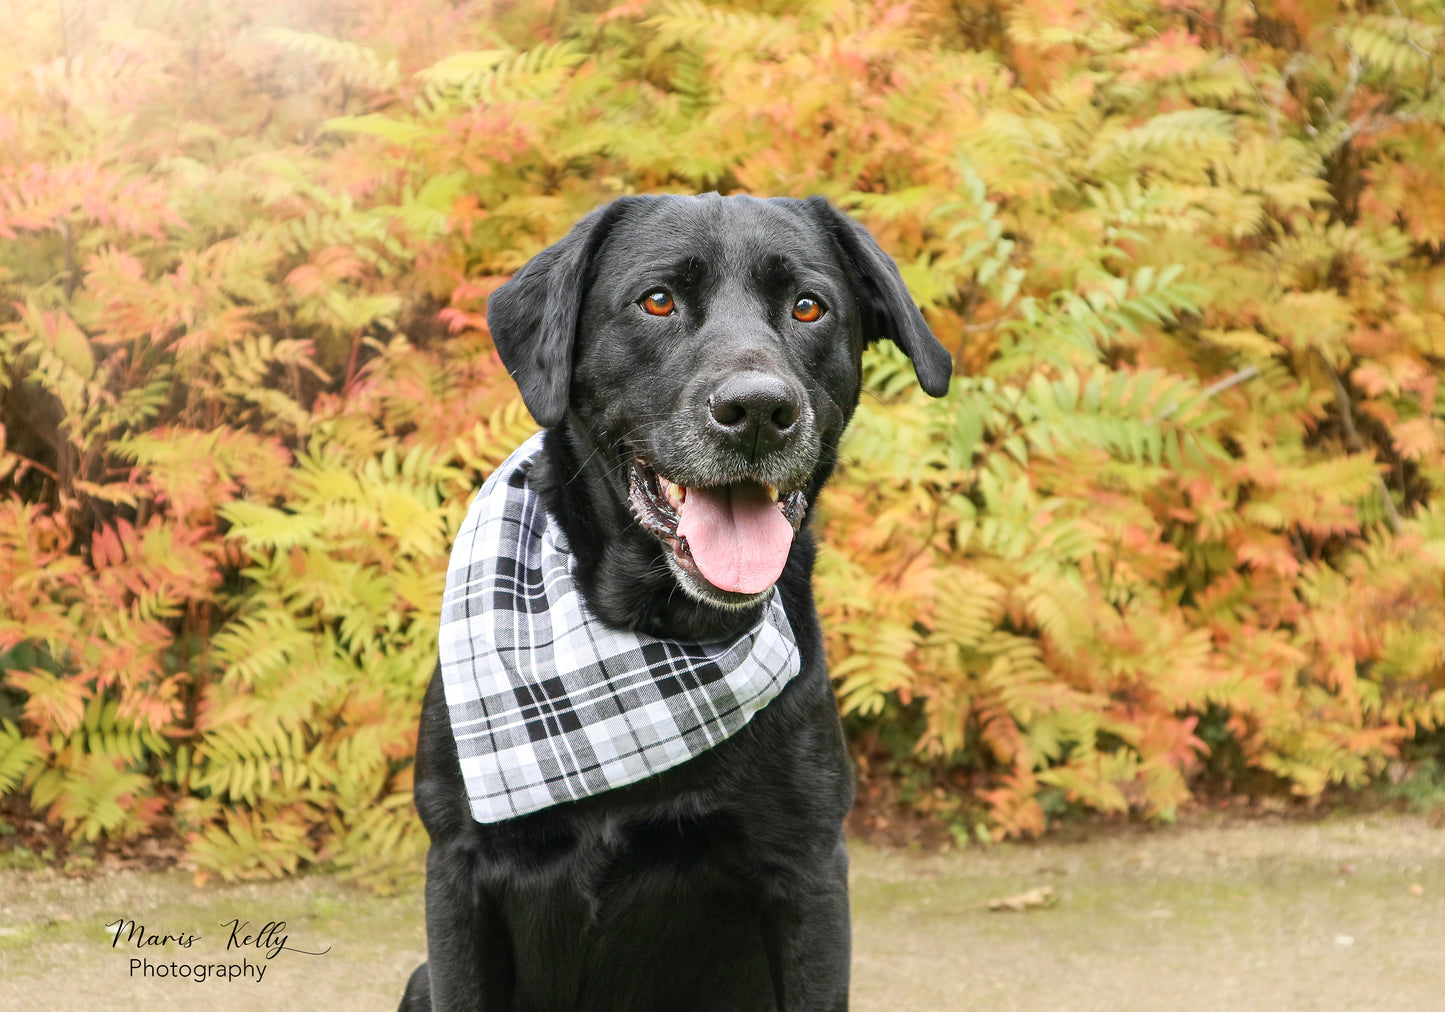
<box><xmin>792</xmin><ymin>296</ymin><xmax>823</xmax><ymax>323</ymax></box>
<box><xmin>641</xmin><ymin>290</ymin><xmax>675</xmax><ymax>316</ymax></box>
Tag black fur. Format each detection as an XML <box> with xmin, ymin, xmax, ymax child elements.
<box><xmin>401</xmin><ymin>194</ymin><xmax>950</xmax><ymax>1011</ymax></box>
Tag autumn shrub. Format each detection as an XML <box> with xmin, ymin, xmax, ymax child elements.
<box><xmin>1</xmin><ymin>0</ymin><xmax>1442</xmax><ymax>882</ymax></box>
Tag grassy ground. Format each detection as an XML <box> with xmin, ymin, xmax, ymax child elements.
<box><xmin>2</xmin><ymin>812</ymin><xmax>1442</xmax><ymax>1011</ymax></box>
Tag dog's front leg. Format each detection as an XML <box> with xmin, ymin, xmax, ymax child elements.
<box><xmin>759</xmin><ymin>837</ymin><xmax>852</xmax><ymax>1012</ymax></box>
<box><xmin>421</xmin><ymin>842</ymin><xmax>515</xmax><ymax>1011</ymax></box>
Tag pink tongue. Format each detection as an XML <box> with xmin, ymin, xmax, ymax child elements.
<box><xmin>676</xmin><ymin>483</ymin><xmax>795</xmax><ymax>594</ymax></box>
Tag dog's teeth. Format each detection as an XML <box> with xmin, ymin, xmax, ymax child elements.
<box><xmin>767</xmin><ymin>484</ymin><xmax>779</xmax><ymax>502</ymax></box>
<box><xmin>666</xmin><ymin>483</ymin><xmax>685</xmax><ymax>511</ymax></box>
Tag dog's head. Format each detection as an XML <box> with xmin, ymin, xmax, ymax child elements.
<box><xmin>487</xmin><ymin>194</ymin><xmax>951</xmax><ymax>613</ymax></box>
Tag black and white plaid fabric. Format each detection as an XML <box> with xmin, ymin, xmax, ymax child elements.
<box><xmin>438</xmin><ymin>432</ymin><xmax>801</xmax><ymax>824</ymax></box>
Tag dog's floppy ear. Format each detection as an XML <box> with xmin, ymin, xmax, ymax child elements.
<box><xmin>804</xmin><ymin>196</ymin><xmax>953</xmax><ymax>397</ymax></box>
<box><xmin>486</xmin><ymin>199</ymin><xmax>633</xmax><ymax>427</ymax></box>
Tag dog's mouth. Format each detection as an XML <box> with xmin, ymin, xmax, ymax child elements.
<box><xmin>628</xmin><ymin>458</ymin><xmax>808</xmax><ymax>599</ymax></box>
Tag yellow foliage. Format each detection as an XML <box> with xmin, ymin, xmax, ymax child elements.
<box><xmin>2</xmin><ymin>0</ymin><xmax>1444</xmax><ymax>876</ymax></box>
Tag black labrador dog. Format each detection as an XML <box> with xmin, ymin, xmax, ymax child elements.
<box><xmin>401</xmin><ymin>193</ymin><xmax>950</xmax><ymax>1011</ymax></box>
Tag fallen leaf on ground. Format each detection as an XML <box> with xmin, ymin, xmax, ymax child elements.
<box><xmin>986</xmin><ymin>885</ymin><xmax>1056</xmax><ymax>912</ymax></box>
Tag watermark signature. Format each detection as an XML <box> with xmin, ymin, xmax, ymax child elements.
<box><xmin>106</xmin><ymin>916</ymin><xmax>331</xmax><ymax>984</ymax></box>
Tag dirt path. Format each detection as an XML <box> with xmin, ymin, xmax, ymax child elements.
<box><xmin>2</xmin><ymin>812</ymin><xmax>1442</xmax><ymax>1011</ymax></box>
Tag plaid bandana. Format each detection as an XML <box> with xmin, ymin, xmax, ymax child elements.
<box><xmin>438</xmin><ymin>432</ymin><xmax>801</xmax><ymax>824</ymax></box>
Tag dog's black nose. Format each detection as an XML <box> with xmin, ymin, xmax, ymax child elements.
<box><xmin>707</xmin><ymin>372</ymin><xmax>799</xmax><ymax>457</ymax></box>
